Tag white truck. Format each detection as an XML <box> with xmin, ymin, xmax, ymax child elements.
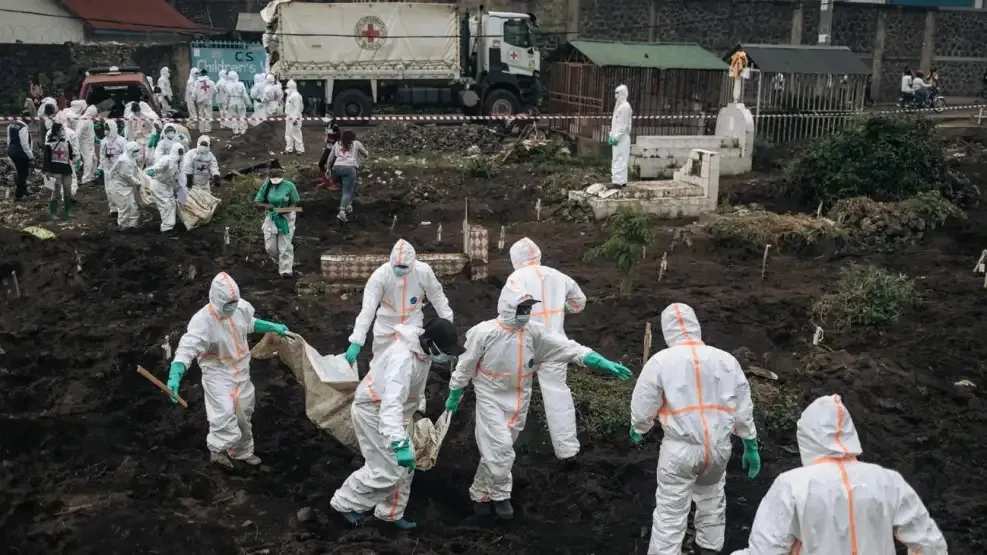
<box><xmin>260</xmin><ymin>1</ymin><xmax>542</xmax><ymax>118</ymax></box>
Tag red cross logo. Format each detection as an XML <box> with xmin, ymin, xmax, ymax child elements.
<box><xmin>197</xmin><ymin>164</ymin><xmax>208</xmax><ymax>172</ymax></box>
<box><xmin>199</xmin><ymin>80</ymin><xmax>210</xmax><ymax>92</ymax></box>
<box><xmin>362</xmin><ymin>24</ymin><xmax>381</xmax><ymax>43</ymax></box>
<box><xmin>509</xmin><ymin>50</ymin><xmax>519</xmax><ymax>61</ymax></box>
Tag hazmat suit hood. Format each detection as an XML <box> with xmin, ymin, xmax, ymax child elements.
<box><xmin>208</xmin><ymin>272</ymin><xmax>242</xmax><ymax>320</ymax></box>
<box><xmin>796</xmin><ymin>394</ymin><xmax>863</xmax><ymax>467</ymax></box>
<box><xmin>229</xmin><ymin>70</ymin><xmax>240</xmax><ymax>82</ymax></box>
<box><xmin>170</xmin><ymin>142</ymin><xmax>185</xmax><ymax>160</ymax></box>
<box><xmin>286</xmin><ymin>79</ymin><xmax>297</xmax><ymax>91</ymax></box>
<box><xmin>265</xmin><ymin>74</ymin><xmax>276</xmax><ymax>85</ymax></box>
<box><xmin>160</xmin><ymin>67</ymin><xmax>170</xmax><ymax>78</ymax></box>
<box><xmin>188</xmin><ymin>68</ymin><xmax>199</xmax><ymax>82</ymax></box>
<box><xmin>253</xmin><ymin>73</ymin><xmax>264</xmax><ymax>86</ymax></box>
<box><xmin>660</xmin><ymin>303</ymin><xmax>702</xmax><ymax>347</ymax></box>
<box><xmin>219</xmin><ymin>69</ymin><xmax>228</xmax><ymax>80</ymax></box>
<box><xmin>139</xmin><ymin>101</ymin><xmax>154</xmax><ymax>115</ymax></box>
<box><xmin>70</xmin><ymin>99</ymin><xmax>87</xmax><ymax>116</ymax></box>
<box><xmin>162</xmin><ymin>123</ymin><xmax>177</xmax><ymax>136</ymax></box>
<box><xmin>122</xmin><ymin>140</ymin><xmax>141</xmax><ymax>166</ymax></box>
<box><xmin>105</xmin><ymin>119</ymin><xmax>119</xmax><ymax>139</ymax></box>
<box><xmin>615</xmin><ymin>84</ymin><xmax>629</xmax><ymax>104</ymax></box>
<box><xmin>497</xmin><ymin>281</ymin><xmax>540</xmax><ymax>328</ymax></box>
<box><xmin>389</xmin><ymin>239</ymin><xmax>417</xmax><ymax>270</ymax></box>
<box><xmin>509</xmin><ymin>237</ymin><xmax>542</xmax><ymax>270</ymax></box>
<box><xmin>83</xmin><ymin>105</ymin><xmax>97</xmax><ymax>119</ymax></box>
<box><xmin>197</xmin><ymin>135</ymin><xmax>210</xmax><ymax>148</ymax></box>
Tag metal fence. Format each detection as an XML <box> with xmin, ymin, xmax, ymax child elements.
<box><xmin>546</xmin><ymin>62</ymin><xmax>723</xmax><ymax>142</ymax></box>
<box><xmin>723</xmin><ymin>68</ymin><xmax>868</xmax><ymax>144</ymax></box>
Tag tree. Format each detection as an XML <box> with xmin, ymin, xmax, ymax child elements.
<box><xmin>583</xmin><ymin>209</ymin><xmax>654</xmax><ymax>296</ymax></box>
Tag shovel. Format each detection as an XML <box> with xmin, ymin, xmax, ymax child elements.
<box><xmin>137</xmin><ymin>365</ymin><xmax>188</xmax><ymax>408</ymax></box>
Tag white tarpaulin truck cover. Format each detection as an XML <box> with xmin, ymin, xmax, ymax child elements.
<box><xmin>269</xmin><ymin>1</ymin><xmax>460</xmax><ymax>80</ymax></box>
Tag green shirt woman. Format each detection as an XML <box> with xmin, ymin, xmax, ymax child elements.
<box><xmin>254</xmin><ymin>160</ymin><xmax>300</xmax><ymax>277</ymax></box>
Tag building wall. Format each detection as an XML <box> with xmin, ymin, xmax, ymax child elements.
<box><xmin>0</xmin><ymin>0</ymin><xmax>85</xmax><ymax>44</ymax></box>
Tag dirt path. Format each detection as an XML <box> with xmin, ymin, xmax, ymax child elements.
<box><xmin>1</xmin><ymin>134</ymin><xmax>985</xmax><ymax>553</ymax></box>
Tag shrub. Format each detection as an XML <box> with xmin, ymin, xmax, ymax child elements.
<box><xmin>750</xmin><ymin>381</ymin><xmax>802</xmax><ymax>440</ymax></box>
<box><xmin>787</xmin><ymin>116</ymin><xmax>951</xmax><ymax>206</ymax></box>
<box><xmin>568</xmin><ymin>367</ymin><xmax>636</xmax><ymax>440</ymax></box>
<box><xmin>813</xmin><ymin>264</ymin><xmax>918</xmax><ymax>328</ymax></box>
<box><xmin>707</xmin><ymin>206</ymin><xmax>847</xmax><ymax>252</ymax></box>
<box><xmin>215</xmin><ymin>173</ymin><xmax>264</xmax><ymax>240</ymax></box>
<box><xmin>463</xmin><ymin>155</ymin><xmax>497</xmax><ymax>178</ymax></box>
<box><xmin>583</xmin><ymin>209</ymin><xmax>654</xmax><ymax>295</ymax></box>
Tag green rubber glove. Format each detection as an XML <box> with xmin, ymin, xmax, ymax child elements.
<box><xmin>445</xmin><ymin>388</ymin><xmax>464</xmax><ymax>414</ymax></box>
<box><xmin>167</xmin><ymin>361</ymin><xmax>186</xmax><ymax>403</ymax></box>
<box><xmin>630</xmin><ymin>428</ymin><xmax>644</xmax><ymax>444</ymax></box>
<box><xmin>254</xmin><ymin>318</ymin><xmax>288</xmax><ymax>337</ymax></box>
<box><xmin>742</xmin><ymin>438</ymin><xmax>761</xmax><ymax>479</ymax></box>
<box><xmin>391</xmin><ymin>438</ymin><xmax>415</xmax><ymax>471</ymax></box>
<box><xmin>146</xmin><ymin>169</ymin><xmax>155</xmax><ymax>177</ymax></box>
<box><xmin>147</xmin><ymin>133</ymin><xmax>159</xmax><ymax>149</ymax></box>
<box><xmin>607</xmin><ymin>136</ymin><xmax>618</xmax><ymax>146</ymax></box>
<box><xmin>583</xmin><ymin>352</ymin><xmax>632</xmax><ymax>381</ymax></box>
<box><xmin>344</xmin><ymin>342</ymin><xmax>361</xmax><ymax>364</ymax></box>
<box><xmin>95</xmin><ymin>168</ymin><xmax>103</xmax><ymax>178</ymax></box>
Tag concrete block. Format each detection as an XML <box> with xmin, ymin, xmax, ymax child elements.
<box><xmin>322</xmin><ymin>252</ymin><xmax>468</xmax><ymax>281</ymax></box>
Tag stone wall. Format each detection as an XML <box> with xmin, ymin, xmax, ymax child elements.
<box><xmin>0</xmin><ymin>43</ymin><xmax>189</xmax><ymax>114</ymax></box>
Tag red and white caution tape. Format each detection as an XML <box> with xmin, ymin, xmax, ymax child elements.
<box><xmin>1</xmin><ymin>103</ymin><xmax>981</xmax><ymax>124</ymax></box>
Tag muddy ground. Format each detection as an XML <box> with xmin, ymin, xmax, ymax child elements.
<box><xmin>1</xmin><ymin>124</ymin><xmax>986</xmax><ymax>554</ymax></box>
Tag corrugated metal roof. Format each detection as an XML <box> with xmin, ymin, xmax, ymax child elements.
<box><xmin>58</xmin><ymin>0</ymin><xmax>210</xmax><ymax>33</ymax></box>
<box><xmin>561</xmin><ymin>40</ymin><xmax>729</xmax><ymax>71</ymax></box>
<box><xmin>729</xmin><ymin>44</ymin><xmax>870</xmax><ymax>75</ymax></box>
<box><xmin>236</xmin><ymin>13</ymin><xmax>265</xmax><ymax>33</ymax></box>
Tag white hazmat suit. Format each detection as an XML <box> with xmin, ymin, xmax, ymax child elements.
<box><xmin>250</xmin><ymin>73</ymin><xmax>267</xmax><ymax>124</ymax></box>
<box><xmin>505</xmin><ymin>238</ymin><xmax>586</xmax><ymax>460</ymax></box>
<box><xmin>226</xmin><ymin>71</ymin><xmax>251</xmax><ymax>135</ymax></box>
<box><xmin>98</xmin><ymin>120</ymin><xmax>126</xmax><ymax>215</ymax></box>
<box><xmin>630</xmin><ymin>303</ymin><xmax>756</xmax><ymax>555</ymax></box>
<box><xmin>108</xmin><ymin>141</ymin><xmax>144</xmax><ymax>229</ymax></box>
<box><xmin>263</xmin><ymin>74</ymin><xmax>283</xmax><ymax>117</ymax></box>
<box><xmin>157</xmin><ymin>67</ymin><xmax>173</xmax><ymax>112</ymax></box>
<box><xmin>193</xmin><ymin>72</ymin><xmax>216</xmax><ymax>133</ymax></box>
<box><xmin>185</xmin><ymin>68</ymin><xmax>199</xmax><ymax>116</ymax></box>
<box><xmin>448</xmin><ymin>283</ymin><xmax>594</xmax><ymax>507</ymax></box>
<box><xmin>147</xmin><ymin>142</ymin><xmax>185</xmax><ymax>232</ymax></box>
<box><xmin>330</xmin><ymin>324</ymin><xmax>431</xmax><ymax>524</ymax></box>
<box><xmin>283</xmin><ymin>79</ymin><xmax>304</xmax><ymax>153</ymax></box>
<box><xmin>172</xmin><ymin>273</ymin><xmax>260</xmax><ymax>461</ymax></box>
<box><xmin>77</xmin><ymin>106</ymin><xmax>97</xmax><ymax>183</ymax></box>
<box><xmin>216</xmin><ymin>69</ymin><xmax>230</xmax><ymax>128</ymax></box>
<box><xmin>730</xmin><ymin>394</ymin><xmax>948</xmax><ymax>555</ymax></box>
<box><xmin>609</xmin><ymin>84</ymin><xmax>632</xmax><ymax>187</ymax></box>
<box><xmin>182</xmin><ymin>135</ymin><xmax>220</xmax><ymax>193</ymax></box>
<box><xmin>348</xmin><ymin>240</ymin><xmax>454</xmax><ymax>357</ymax></box>
<box><xmin>153</xmin><ymin>123</ymin><xmax>184</xmax><ymax>163</ymax></box>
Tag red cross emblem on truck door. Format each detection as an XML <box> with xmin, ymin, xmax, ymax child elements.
<box><xmin>362</xmin><ymin>24</ymin><xmax>381</xmax><ymax>43</ymax></box>
<box><xmin>509</xmin><ymin>50</ymin><xmax>519</xmax><ymax>61</ymax></box>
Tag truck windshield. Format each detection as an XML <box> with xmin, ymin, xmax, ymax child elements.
<box><xmin>503</xmin><ymin>18</ymin><xmax>533</xmax><ymax>48</ymax></box>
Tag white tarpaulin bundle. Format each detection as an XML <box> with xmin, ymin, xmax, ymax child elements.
<box><xmin>137</xmin><ymin>178</ymin><xmax>219</xmax><ymax>230</ymax></box>
<box><xmin>250</xmin><ymin>332</ymin><xmax>453</xmax><ymax>469</ymax></box>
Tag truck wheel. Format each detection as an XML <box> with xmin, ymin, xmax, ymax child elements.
<box><xmin>333</xmin><ymin>89</ymin><xmax>373</xmax><ymax>120</ymax></box>
<box><xmin>483</xmin><ymin>90</ymin><xmax>520</xmax><ymax>119</ymax></box>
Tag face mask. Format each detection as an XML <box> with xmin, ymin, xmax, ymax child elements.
<box><xmin>270</xmin><ymin>177</ymin><xmax>283</xmax><ymax>185</ymax></box>
<box><xmin>393</xmin><ymin>266</ymin><xmax>411</xmax><ymax>278</ymax></box>
<box><xmin>165</xmin><ymin>131</ymin><xmax>175</xmax><ymax>139</ymax></box>
<box><xmin>198</xmin><ymin>145</ymin><xmax>209</xmax><ymax>154</ymax></box>
<box><xmin>221</xmin><ymin>300</ymin><xmax>238</xmax><ymax>315</ymax></box>
<box><xmin>431</xmin><ymin>352</ymin><xmax>451</xmax><ymax>363</ymax></box>
<box><xmin>514</xmin><ymin>314</ymin><xmax>530</xmax><ymax>326</ymax></box>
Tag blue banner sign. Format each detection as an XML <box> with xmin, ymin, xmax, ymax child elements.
<box><xmin>189</xmin><ymin>41</ymin><xmax>267</xmax><ymax>109</ymax></box>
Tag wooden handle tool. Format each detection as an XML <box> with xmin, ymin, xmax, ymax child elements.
<box><xmin>137</xmin><ymin>365</ymin><xmax>188</xmax><ymax>408</ymax></box>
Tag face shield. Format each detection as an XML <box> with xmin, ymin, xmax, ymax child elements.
<box><xmin>221</xmin><ymin>299</ymin><xmax>239</xmax><ymax>315</ymax></box>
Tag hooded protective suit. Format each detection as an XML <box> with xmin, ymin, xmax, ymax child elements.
<box><xmin>216</xmin><ymin>69</ymin><xmax>230</xmax><ymax>128</ymax></box>
<box><xmin>630</xmin><ymin>303</ymin><xmax>756</xmax><ymax>555</ymax></box>
<box><xmin>729</xmin><ymin>395</ymin><xmax>947</xmax><ymax>555</ymax></box>
<box><xmin>99</xmin><ymin>120</ymin><xmax>127</xmax><ymax>214</ymax></box>
<box><xmin>193</xmin><ymin>72</ymin><xmax>216</xmax><ymax>133</ymax></box>
<box><xmin>609</xmin><ymin>84</ymin><xmax>632</xmax><ymax>186</ymax></box>
<box><xmin>77</xmin><ymin>106</ymin><xmax>97</xmax><ymax>183</ymax></box>
<box><xmin>449</xmin><ymin>282</ymin><xmax>593</xmax><ymax>504</ymax></box>
<box><xmin>283</xmin><ymin>79</ymin><xmax>305</xmax><ymax>153</ymax></box>
<box><xmin>154</xmin><ymin>123</ymin><xmax>183</xmax><ymax>163</ymax></box>
<box><xmin>504</xmin><ymin>238</ymin><xmax>587</xmax><ymax>460</ymax></box>
<box><xmin>108</xmin><ymin>141</ymin><xmax>143</xmax><ymax>228</ymax></box>
<box><xmin>125</xmin><ymin>102</ymin><xmax>159</xmax><ymax>160</ymax></box>
<box><xmin>250</xmin><ymin>73</ymin><xmax>267</xmax><ymax>124</ymax></box>
<box><xmin>226</xmin><ymin>71</ymin><xmax>251</xmax><ymax>135</ymax></box>
<box><xmin>185</xmin><ymin>68</ymin><xmax>199</xmax><ymax>114</ymax></box>
<box><xmin>157</xmin><ymin>67</ymin><xmax>173</xmax><ymax>111</ymax></box>
<box><xmin>172</xmin><ymin>272</ymin><xmax>260</xmax><ymax>460</ymax></box>
<box><xmin>263</xmin><ymin>74</ymin><xmax>283</xmax><ymax>117</ymax></box>
<box><xmin>147</xmin><ymin>142</ymin><xmax>185</xmax><ymax>232</ymax></box>
<box><xmin>330</xmin><ymin>324</ymin><xmax>430</xmax><ymax>522</ymax></box>
<box><xmin>349</xmin><ymin>240</ymin><xmax>454</xmax><ymax>357</ymax></box>
<box><xmin>182</xmin><ymin>135</ymin><xmax>220</xmax><ymax>192</ymax></box>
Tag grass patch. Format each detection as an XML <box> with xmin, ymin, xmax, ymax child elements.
<box><xmin>707</xmin><ymin>206</ymin><xmax>848</xmax><ymax>252</ymax></box>
<box><xmin>215</xmin><ymin>173</ymin><xmax>264</xmax><ymax>240</ymax></box>
<box><xmin>569</xmin><ymin>367</ymin><xmax>635</xmax><ymax>440</ymax></box>
<box><xmin>831</xmin><ymin>191</ymin><xmax>964</xmax><ymax>231</ymax></box>
<box><xmin>813</xmin><ymin>264</ymin><xmax>918</xmax><ymax>329</ymax></box>
<box><xmin>462</xmin><ymin>155</ymin><xmax>497</xmax><ymax>178</ymax></box>
<box><xmin>749</xmin><ymin>380</ymin><xmax>802</xmax><ymax>440</ymax></box>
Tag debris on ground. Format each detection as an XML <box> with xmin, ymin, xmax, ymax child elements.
<box><xmin>363</xmin><ymin>122</ymin><xmax>504</xmax><ymax>156</ymax></box>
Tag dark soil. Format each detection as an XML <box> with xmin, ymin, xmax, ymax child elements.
<box><xmin>1</xmin><ymin>129</ymin><xmax>986</xmax><ymax>554</ymax></box>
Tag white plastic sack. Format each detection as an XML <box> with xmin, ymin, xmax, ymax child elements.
<box><xmin>43</xmin><ymin>173</ymin><xmax>79</xmax><ymax>197</ymax></box>
<box><xmin>413</xmin><ymin>410</ymin><xmax>452</xmax><ymax>471</ymax></box>
<box><xmin>250</xmin><ymin>332</ymin><xmax>360</xmax><ymax>451</ymax></box>
<box><xmin>178</xmin><ymin>186</ymin><xmax>220</xmax><ymax>230</ymax></box>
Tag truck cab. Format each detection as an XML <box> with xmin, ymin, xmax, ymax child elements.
<box><xmin>466</xmin><ymin>11</ymin><xmax>542</xmax><ymax>116</ymax></box>
<box><xmin>80</xmin><ymin>66</ymin><xmax>162</xmax><ymax>119</ymax></box>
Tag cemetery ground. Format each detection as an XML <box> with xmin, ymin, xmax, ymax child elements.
<box><xmin>0</xmin><ymin>118</ymin><xmax>986</xmax><ymax>554</ymax></box>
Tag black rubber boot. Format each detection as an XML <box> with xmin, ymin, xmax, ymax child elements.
<box><xmin>473</xmin><ymin>501</ymin><xmax>491</xmax><ymax>516</ymax></box>
<box><xmin>493</xmin><ymin>500</ymin><xmax>514</xmax><ymax>520</ymax></box>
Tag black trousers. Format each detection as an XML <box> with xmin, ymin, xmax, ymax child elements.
<box><xmin>10</xmin><ymin>155</ymin><xmax>30</xmax><ymax>198</ymax></box>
